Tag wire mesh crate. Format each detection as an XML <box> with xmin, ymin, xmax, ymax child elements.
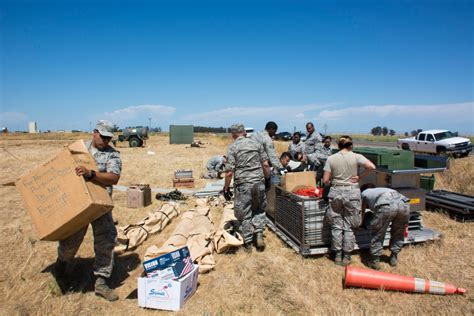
<box><xmin>270</xmin><ymin>186</ymin><xmax>435</xmax><ymax>256</ymax></box>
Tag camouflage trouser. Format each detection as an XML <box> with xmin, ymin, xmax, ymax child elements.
<box><xmin>306</xmin><ymin>153</ymin><xmax>321</xmax><ymax>167</ymax></box>
<box><xmin>234</xmin><ymin>182</ymin><xmax>267</xmax><ymax>244</ymax></box>
<box><xmin>370</xmin><ymin>199</ymin><xmax>410</xmax><ymax>257</ymax></box>
<box><xmin>203</xmin><ymin>169</ymin><xmax>221</xmax><ymax>179</ymax></box>
<box><xmin>326</xmin><ymin>186</ymin><xmax>361</xmax><ymax>253</ymax></box>
<box><xmin>58</xmin><ymin>211</ymin><xmax>117</xmax><ymax>278</ymax></box>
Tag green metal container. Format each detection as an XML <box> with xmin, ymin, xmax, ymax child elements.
<box><xmin>169</xmin><ymin>125</ymin><xmax>194</xmax><ymax>144</ymax></box>
<box><xmin>414</xmin><ymin>155</ymin><xmax>449</xmax><ymax>169</ymax></box>
<box><xmin>353</xmin><ymin>147</ymin><xmax>414</xmax><ymax>170</ymax></box>
<box><xmin>420</xmin><ymin>174</ymin><xmax>435</xmax><ymax>191</ymax></box>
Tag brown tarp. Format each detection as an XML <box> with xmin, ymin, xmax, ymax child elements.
<box><xmin>213</xmin><ymin>201</ymin><xmax>244</xmax><ymax>253</ymax></box>
<box><xmin>145</xmin><ymin>198</ymin><xmax>216</xmax><ymax>273</ymax></box>
<box><xmin>115</xmin><ymin>202</ymin><xmax>180</xmax><ymax>252</ymax></box>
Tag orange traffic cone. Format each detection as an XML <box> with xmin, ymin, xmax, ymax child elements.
<box><xmin>345</xmin><ymin>266</ymin><xmax>466</xmax><ymax>295</ymax></box>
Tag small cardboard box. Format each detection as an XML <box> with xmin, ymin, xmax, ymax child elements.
<box><xmin>138</xmin><ymin>264</ymin><xmax>199</xmax><ymax>311</ymax></box>
<box><xmin>173</xmin><ymin>178</ymin><xmax>194</xmax><ymax>188</ymax></box>
<box><xmin>127</xmin><ymin>184</ymin><xmax>152</xmax><ymax>208</ymax></box>
<box><xmin>15</xmin><ymin>140</ymin><xmax>114</xmax><ymax>241</ymax></box>
<box><xmin>282</xmin><ymin>171</ymin><xmax>316</xmax><ymax>192</ymax></box>
<box><xmin>143</xmin><ymin>246</ymin><xmax>193</xmax><ymax>279</ymax></box>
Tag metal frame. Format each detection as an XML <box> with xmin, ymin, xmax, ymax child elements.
<box><xmin>267</xmin><ymin>186</ymin><xmax>441</xmax><ymax>256</ymax></box>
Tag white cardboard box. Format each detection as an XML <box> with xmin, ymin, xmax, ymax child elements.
<box><xmin>138</xmin><ymin>264</ymin><xmax>199</xmax><ymax>311</ymax></box>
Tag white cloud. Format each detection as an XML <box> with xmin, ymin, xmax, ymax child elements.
<box><xmin>318</xmin><ymin>102</ymin><xmax>474</xmax><ymax>121</ymax></box>
<box><xmin>316</xmin><ymin>102</ymin><xmax>474</xmax><ymax>134</ymax></box>
<box><xmin>0</xmin><ymin>112</ymin><xmax>28</xmax><ymax>129</ymax></box>
<box><xmin>101</xmin><ymin>104</ymin><xmax>176</xmax><ymax>127</ymax></box>
<box><xmin>179</xmin><ymin>103</ymin><xmax>335</xmax><ymax>128</ymax></box>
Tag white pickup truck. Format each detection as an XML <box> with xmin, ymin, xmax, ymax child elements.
<box><xmin>398</xmin><ymin>129</ymin><xmax>471</xmax><ymax>157</ymax></box>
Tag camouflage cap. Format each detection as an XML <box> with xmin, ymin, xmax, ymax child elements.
<box><xmin>95</xmin><ymin>120</ymin><xmax>114</xmax><ymax>137</ymax></box>
<box><xmin>230</xmin><ymin>123</ymin><xmax>245</xmax><ymax>133</ymax></box>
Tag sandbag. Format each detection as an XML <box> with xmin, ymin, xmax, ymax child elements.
<box><xmin>214</xmin><ymin>202</ymin><xmax>243</xmax><ymax>253</ymax></box>
<box><xmin>145</xmin><ymin>198</ymin><xmax>216</xmax><ymax>273</ymax></box>
<box><xmin>115</xmin><ymin>202</ymin><xmax>180</xmax><ymax>252</ymax></box>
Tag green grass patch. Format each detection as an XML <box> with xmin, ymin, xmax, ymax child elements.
<box><xmin>329</xmin><ymin>134</ymin><xmax>399</xmax><ymax>142</ymax></box>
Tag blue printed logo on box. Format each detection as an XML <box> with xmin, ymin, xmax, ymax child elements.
<box><xmin>143</xmin><ymin>246</ymin><xmax>192</xmax><ymax>279</ymax></box>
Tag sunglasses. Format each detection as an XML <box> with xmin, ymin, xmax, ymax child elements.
<box><xmin>95</xmin><ymin>130</ymin><xmax>112</xmax><ymax>141</ymax></box>
<box><xmin>100</xmin><ymin>135</ymin><xmax>112</xmax><ymax>141</ymax></box>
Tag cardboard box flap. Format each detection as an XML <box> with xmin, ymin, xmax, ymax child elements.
<box><xmin>69</xmin><ymin>140</ymin><xmax>113</xmax><ymax>205</ymax></box>
<box><xmin>282</xmin><ymin>171</ymin><xmax>316</xmax><ymax>192</ymax></box>
<box><xmin>67</xmin><ymin>139</ymin><xmax>90</xmax><ymax>154</ymax></box>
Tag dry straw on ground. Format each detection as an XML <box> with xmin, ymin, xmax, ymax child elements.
<box><xmin>0</xmin><ymin>133</ymin><xmax>472</xmax><ymax>315</ymax></box>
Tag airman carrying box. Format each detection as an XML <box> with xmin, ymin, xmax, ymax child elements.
<box><xmin>15</xmin><ymin>140</ymin><xmax>114</xmax><ymax>241</ymax></box>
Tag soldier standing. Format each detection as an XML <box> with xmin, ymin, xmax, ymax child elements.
<box><xmin>223</xmin><ymin>124</ymin><xmax>270</xmax><ymax>252</ymax></box>
<box><xmin>323</xmin><ymin>136</ymin><xmax>375</xmax><ymax>266</ymax></box>
<box><xmin>250</xmin><ymin>121</ymin><xmax>283</xmax><ymax>169</ymax></box>
<box><xmin>303</xmin><ymin>122</ymin><xmax>323</xmax><ymax>167</ymax></box>
<box><xmin>55</xmin><ymin>120</ymin><xmax>122</xmax><ymax>301</ymax></box>
<box><xmin>360</xmin><ymin>184</ymin><xmax>410</xmax><ymax>270</ymax></box>
<box><xmin>314</xmin><ymin>135</ymin><xmax>333</xmax><ymax>184</ymax></box>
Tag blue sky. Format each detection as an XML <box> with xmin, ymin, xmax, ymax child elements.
<box><xmin>1</xmin><ymin>0</ymin><xmax>473</xmax><ymax>134</ymax></box>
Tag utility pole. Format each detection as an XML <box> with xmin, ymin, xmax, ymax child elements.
<box><xmin>148</xmin><ymin>118</ymin><xmax>152</xmax><ymax>131</ymax></box>
<box><xmin>323</xmin><ymin>123</ymin><xmax>328</xmax><ymax>135</ymax></box>
<box><xmin>89</xmin><ymin>121</ymin><xmax>92</xmax><ymax>133</ymax></box>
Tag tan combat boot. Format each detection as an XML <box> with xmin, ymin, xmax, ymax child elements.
<box><xmin>95</xmin><ymin>277</ymin><xmax>119</xmax><ymax>302</ymax></box>
<box><xmin>342</xmin><ymin>253</ymin><xmax>352</xmax><ymax>266</ymax></box>
<box><xmin>368</xmin><ymin>256</ymin><xmax>381</xmax><ymax>270</ymax></box>
<box><xmin>389</xmin><ymin>253</ymin><xmax>398</xmax><ymax>267</ymax></box>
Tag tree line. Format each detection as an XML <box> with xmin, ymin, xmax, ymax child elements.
<box><xmin>193</xmin><ymin>126</ymin><xmax>228</xmax><ymax>133</ymax></box>
<box><xmin>370</xmin><ymin>126</ymin><xmax>396</xmax><ymax>136</ymax></box>
<box><xmin>370</xmin><ymin>126</ymin><xmax>424</xmax><ymax>137</ymax></box>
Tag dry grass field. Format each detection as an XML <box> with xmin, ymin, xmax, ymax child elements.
<box><xmin>0</xmin><ymin>133</ymin><xmax>473</xmax><ymax>315</ymax></box>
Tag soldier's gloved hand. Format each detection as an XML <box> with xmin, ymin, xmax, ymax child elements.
<box><xmin>223</xmin><ymin>187</ymin><xmax>233</xmax><ymax>201</ymax></box>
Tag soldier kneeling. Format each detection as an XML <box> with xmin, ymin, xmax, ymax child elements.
<box><xmin>360</xmin><ymin>183</ymin><xmax>410</xmax><ymax>270</ymax></box>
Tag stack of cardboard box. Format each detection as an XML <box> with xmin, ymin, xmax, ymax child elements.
<box><xmin>173</xmin><ymin>170</ymin><xmax>194</xmax><ymax>188</ymax></box>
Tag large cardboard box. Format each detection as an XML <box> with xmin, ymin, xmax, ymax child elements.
<box><xmin>138</xmin><ymin>264</ymin><xmax>199</xmax><ymax>311</ymax></box>
<box><xmin>15</xmin><ymin>140</ymin><xmax>114</xmax><ymax>241</ymax></box>
<box><xmin>282</xmin><ymin>171</ymin><xmax>316</xmax><ymax>192</ymax></box>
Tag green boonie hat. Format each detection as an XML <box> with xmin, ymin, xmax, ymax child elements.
<box><xmin>230</xmin><ymin>123</ymin><xmax>245</xmax><ymax>133</ymax></box>
<box><xmin>96</xmin><ymin>120</ymin><xmax>114</xmax><ymax>138</ymax></box>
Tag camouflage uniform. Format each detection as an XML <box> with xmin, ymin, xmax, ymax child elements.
<box><xmin>314</xmin><ymin>144</ymin><xmax>332</xmax><ymax>184</ymax></box>
<box><xmin>362</xmin><ymin>188</ymin><xmax>410</xmax><ymax>257</ymax></box>
<box><xmin>58</xmin><ymin>140</ymin><xmax>121</xmax><ymax>278</ymax></box>
<box><xmin>325</xmin><ymin>187</ymin><xmax>361</xmax><ymax>253</ymax></box>
<box><xmin>251</xmin><ymin>130</ymin><xmax>282</xmax><ymax>168</ymax></box>
<box><xmin>315</xmin><ymin>144</ymin><xmax>332</xmax><ymax>160</ymax></box>
<box><xmin>304</xmin><ymin>131</ymin><xmax>323</xmax><ymax>165</ymax></box>
<box><xmin>324</xmin><ymin>151</ymin><xmax>369</xmax><ymax>253</ymax></box>
<box><xmin>288</xmin><ymin>141</ymin><xmax>305</xmax><ymax>160</ymax></box>
<box><xmin>225</xmin><ymin>136</ymin><xmax>268</xmax><ymax>244</ymax></box>
<box><xmin>205</xmin><ymin>155</ymin><xmax>225</xmax><ymax>178</ymax></box>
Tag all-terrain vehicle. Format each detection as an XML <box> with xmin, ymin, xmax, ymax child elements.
<box><xmin>116</xmin><ymin>127</ymin><xmax>149</xmax><ymax>147</ymax></box>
